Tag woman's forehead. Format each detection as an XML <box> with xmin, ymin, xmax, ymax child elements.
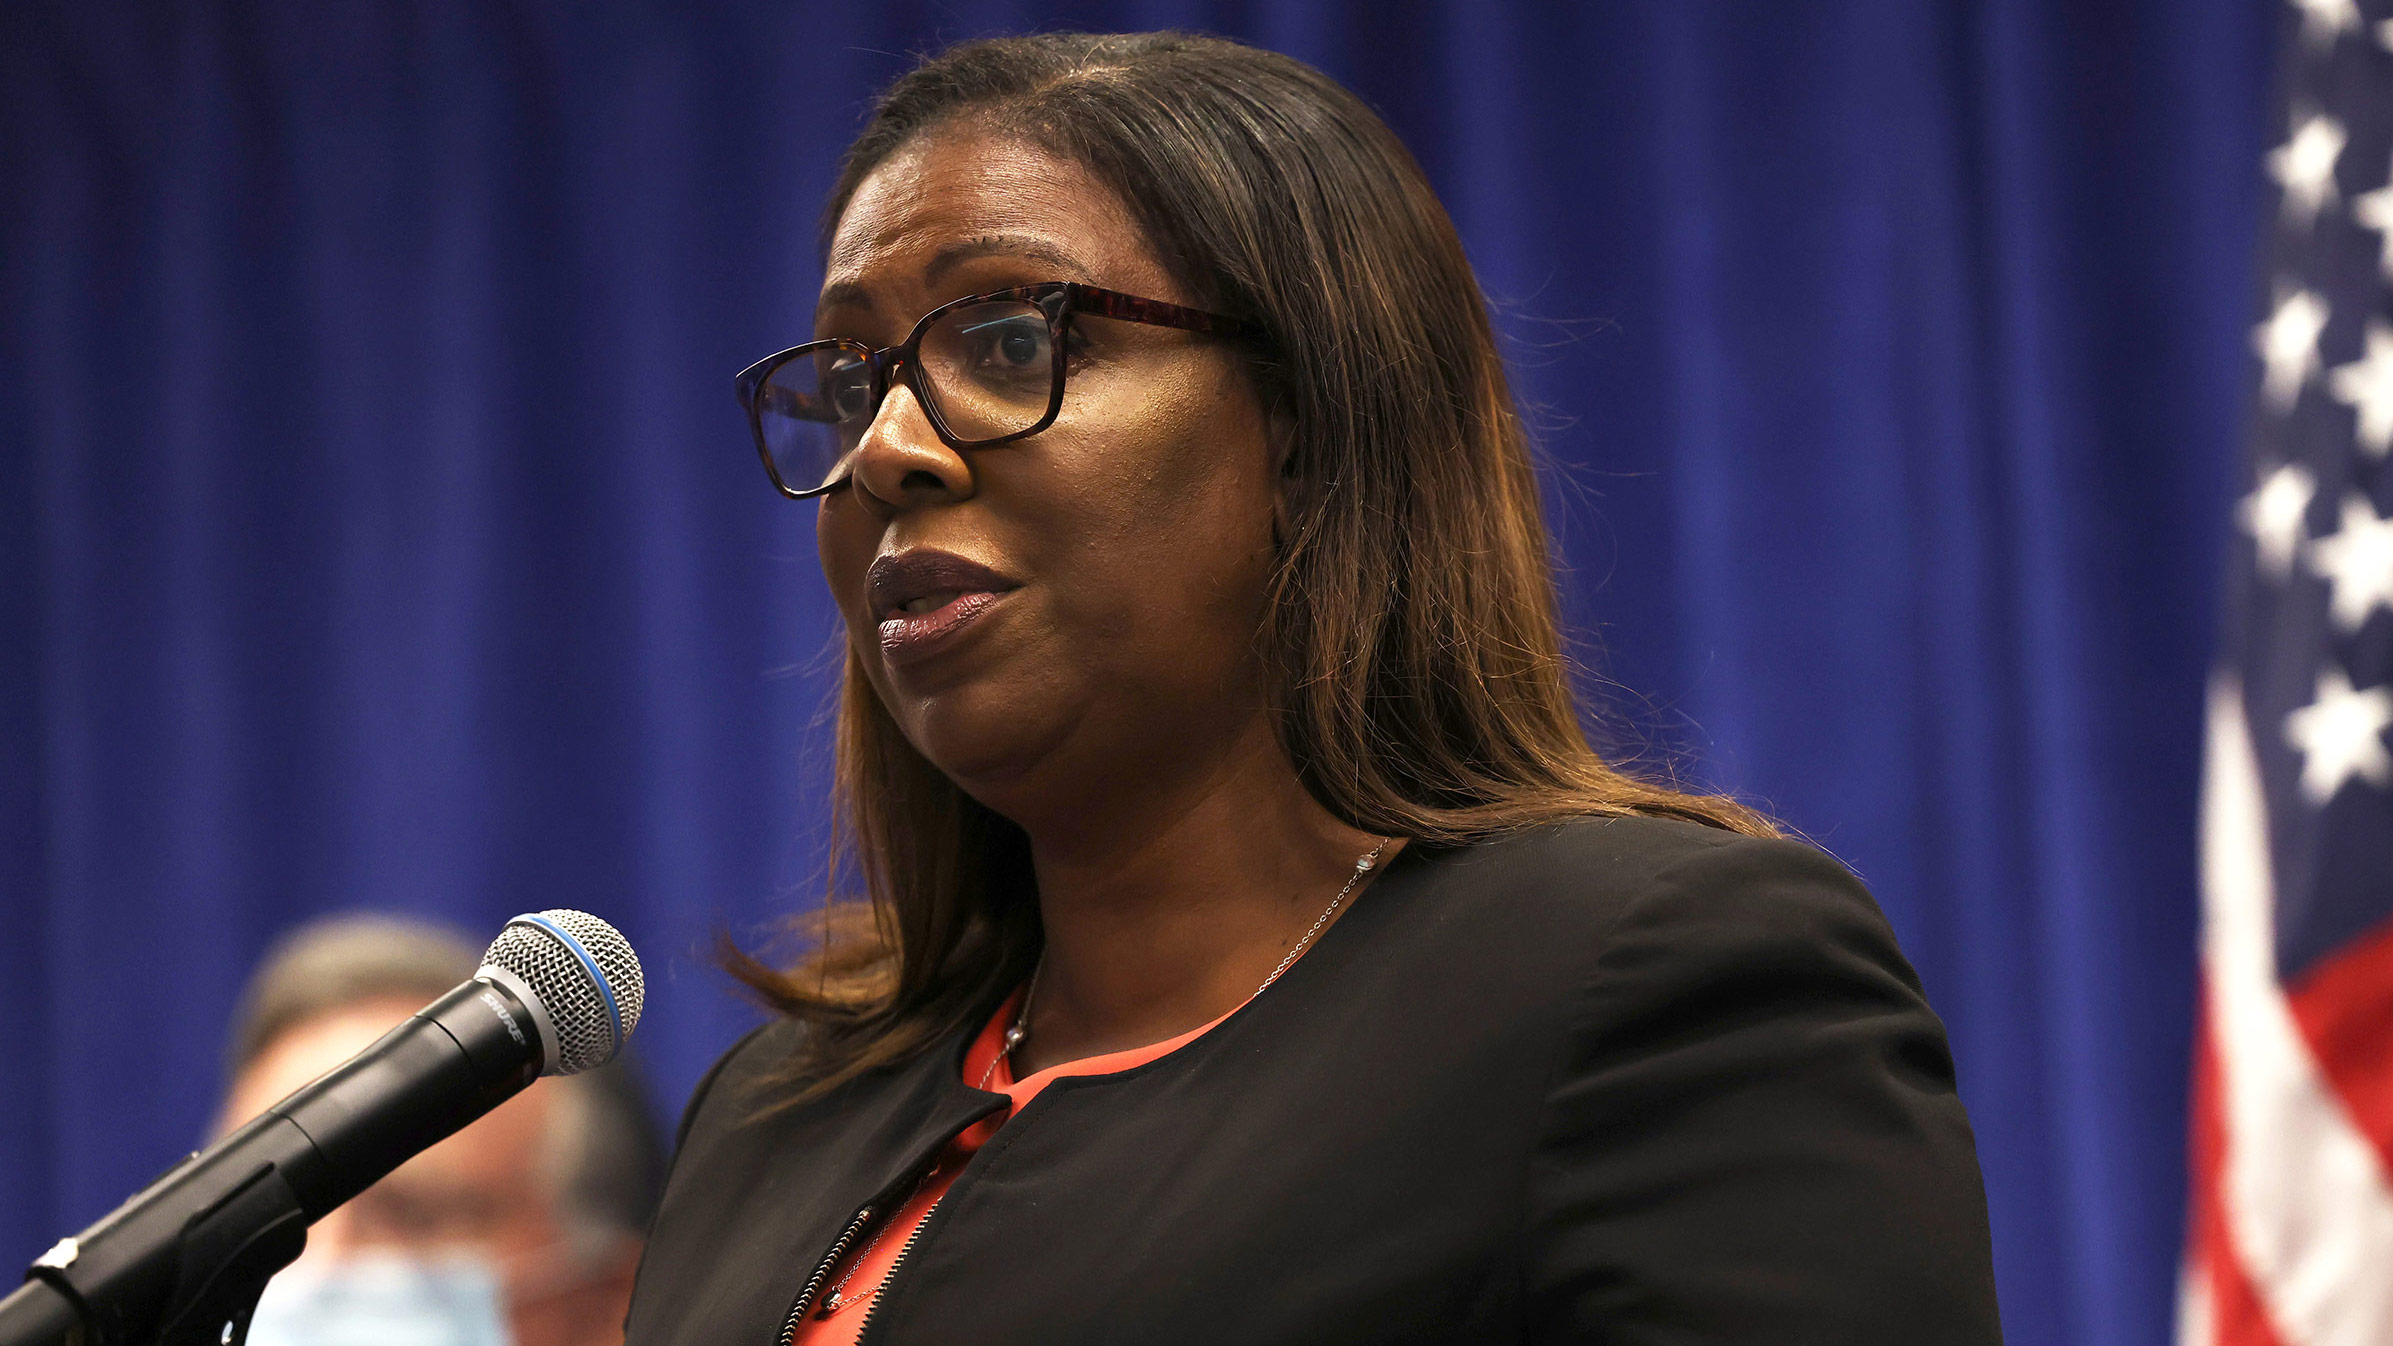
<box><xmin>822</xmin><ymin>132</ymin><xmax>1171</xmax><ymax>309</ymax></box>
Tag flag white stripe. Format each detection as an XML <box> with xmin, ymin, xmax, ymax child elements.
<box><xmin>2179</xmin><ymin>1252</ymin><xmax>2217</xmax><ymax>1346</ymax></box>
<box><xmin>2201</xmin><ymin>676</ymin><xmax>2393</xmax><ymax>1346</ymax></box>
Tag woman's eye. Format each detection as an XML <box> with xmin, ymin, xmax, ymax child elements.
<box><xmin>960</xmin><ymin>316</ymin><xmax>1050</xmax><ymax>371</ymax></box>
<box><xmin>996</xmin><ymin>326</ymin><xmax>1042</xmax><ymax>365</ymax></box>
<box><xmin>826</xmin><ymin>364</ymin><xmax>873</xmax><ymax>419</ymax></box>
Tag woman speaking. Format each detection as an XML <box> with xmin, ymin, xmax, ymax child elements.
<box><xmin>626</xmin><ymin>31</ymin><xmax>2002</xmax><ymax>1346</ymax></box>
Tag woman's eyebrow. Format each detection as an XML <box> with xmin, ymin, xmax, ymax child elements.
<box><xmin>924</xmin><ymin>234</ymin><xmax>1088</xmax><ymax>285</ymax></box>
<box><xmin>815</xmin><ymin>235</ymin><xmax>1093</xmax><ymax>326</ymax></box>
<box><xmin>816</xmin><ymin>278</ymin><xmax>873</xmax><ymax>322</ymax></box>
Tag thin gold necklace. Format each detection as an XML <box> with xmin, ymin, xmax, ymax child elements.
<box><xmin>979</xmin><ymin>838</ymin><xmax>1391</xmax><ymax>1089</ymax></box>
<box><xmin>819</xmin><ymin>839</ymin><xmax>1395</xmax><ymax>1318</ymax></box>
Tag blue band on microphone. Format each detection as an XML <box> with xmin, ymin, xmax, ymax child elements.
<box><xmin>516</xmin><ymin>912</ymin><xmax>623</xmax><ymax>1056</ymax></box>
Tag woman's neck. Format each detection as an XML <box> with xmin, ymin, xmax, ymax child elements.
<box><xmin>1006</xmin><ymin>714</ymin><xmax>1390</xmax><ymax>1076</ymax></box>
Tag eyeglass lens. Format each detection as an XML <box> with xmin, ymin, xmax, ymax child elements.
<box><xmin>756</xmin><ymin>299</ymin><xmax>1057</xmax><ymax>493</ymax></box>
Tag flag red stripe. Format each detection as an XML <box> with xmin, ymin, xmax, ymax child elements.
<box><xmin>2285</xmin><ymin>913</ymin><xmax>2393</xmax><ymax>1180</ymax></box>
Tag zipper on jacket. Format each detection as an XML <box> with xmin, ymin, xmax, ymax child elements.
<box><xmin>775</xmin><ymin>1051</ymin><xmax>1013</xmax><ymax>1343</ymax></box>
<box><xmin>777</xmin><ymin>1203</ymin><xmax>877</xmax><ymax>1346</ymax></box>
<box><xmin>849</xmin><ymin>1200</ymin><xmax>935</xmax><ymax>1345</ymax></box>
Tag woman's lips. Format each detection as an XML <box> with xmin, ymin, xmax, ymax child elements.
<box><xmin>877</xmin><ymin>589</ymin><xmax>1009</xmax><ymax>664</ymax></box>
<box><xmin>866</xmin><ymin>550</ymin><xmax>1021</xmax><ymax>667</ymax></box>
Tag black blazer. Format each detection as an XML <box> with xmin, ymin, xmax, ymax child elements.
<box><xmin>625</xmin><ymin>817</ymin><xmax>2002</xmax><ymax>1345</ymax></box>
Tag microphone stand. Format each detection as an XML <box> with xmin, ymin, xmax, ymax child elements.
<box><xmin>0</xmin><ymin>1280</ymin><xmax>85</xmax><ymax>1346</ymax></box>
<box><xmin>1</xmin><ymin>1150</ymin><xmax>309</xmax><ymax>1346</ymax></box>
<box><xmin>0</xmin><ymin>975</ymin><xmax>548</xmax><ymax>1346</ymax></box>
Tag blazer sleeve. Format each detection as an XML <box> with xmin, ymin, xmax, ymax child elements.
<box><xmin>1521</xmin><ymin>835</ymin><xmax>2003</xmax><ymax>1345</ymax></box>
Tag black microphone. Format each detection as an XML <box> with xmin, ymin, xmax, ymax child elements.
<box><xmin>0</xmin><ymin>910</ymin><xmax>644</xmax><ymax>1346</ymax></box>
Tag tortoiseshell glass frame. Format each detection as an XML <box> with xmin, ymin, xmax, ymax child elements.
<box><xmin>734</xmin><ymin>281</ymin><xmax>1259</xmax><ymax>500</ymax></box>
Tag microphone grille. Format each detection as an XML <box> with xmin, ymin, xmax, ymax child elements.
<box><xmin>480</xmin><ymin>910</ymin><xmax>645</xmax><ymax>1074</ymax></box>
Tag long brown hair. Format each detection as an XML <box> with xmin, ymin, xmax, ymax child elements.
<box><xmin>727</xmin><ymin>31</ymin><xmax>1774</xmax><ymax>1098</ymax></box>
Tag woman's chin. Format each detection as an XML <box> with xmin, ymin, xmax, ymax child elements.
<box><xmin>897</xmin><ymin>691</ymin><xmax>1076</xmax><ymax>804</ymax></box>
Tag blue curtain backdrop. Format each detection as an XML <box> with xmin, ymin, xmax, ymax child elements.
<box><xmin>0</xmin><ymin>3</ymin><xmax>2275</xmax><ymax>1344</ymax></box>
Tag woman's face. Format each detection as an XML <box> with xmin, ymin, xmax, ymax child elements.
<box><xmin>814</xmin><ymin>130</ymin><xmax>1283</xmax><ymax>817</ymax></box>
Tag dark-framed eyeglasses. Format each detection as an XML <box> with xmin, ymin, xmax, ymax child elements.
<box><xmin>734</xmin><ymin>281</ymin><xmax>1258</xmax><ymax>500</ymax></box>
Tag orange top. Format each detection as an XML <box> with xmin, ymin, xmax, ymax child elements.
<box><xmin>787</xmin><ymin>992</ymin><xmax>1237</xmax><ymax>1346</ymax></box>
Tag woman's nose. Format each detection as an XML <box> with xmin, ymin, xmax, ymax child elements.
<box><xmin>846</xmin><ymin>377</ymin><xmax>975</xmax><ymax>516</ymax></box>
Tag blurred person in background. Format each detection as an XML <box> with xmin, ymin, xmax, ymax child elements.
<box><xmin>217</xmin><ymin>915</ymin><xmax>665</xmax><ymax>1346</ymax></box>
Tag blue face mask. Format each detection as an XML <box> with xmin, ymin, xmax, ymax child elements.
<box><xmin>245</xmin><ymin>1254</ymin><xmax>512</xmax><ymax>1346</ymax></box>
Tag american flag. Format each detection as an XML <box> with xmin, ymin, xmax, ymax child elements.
<box><xmin>2180</xmin><ymin>2</ymin><xmax>2393</xmax><ymax>1343</ymax></box>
